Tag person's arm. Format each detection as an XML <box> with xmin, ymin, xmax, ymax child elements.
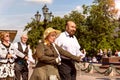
<box><xmin>13</xmin><ymin>48</ymin><xmax>26</xmax><ymax>58</ymax></box>
<box><xmin>27</xmin><ymin>48</ymin><xmax>35</xmax><ymax>64</ymax></box>
<box><xmin>55</xmin><ymin>44</ymin><xmax>80</xmax><ymax>62</ymax></box>
<box><xmin>35</xmin><ymin>43</ymin><xmax>58</xmax><ymax>64</ymax></box>
<box><xmin>13</xmin><ymin>42</ymin><xmax>18</xmax><ymax>49</ymax></box>
<box><xmin>74</xmin><ymin>37</ymin><xmax>83</xmax><ymax>57</ymax></box>
<box><xmin>11</xmin><ymin>44</ymin><xmax>26</xmax><ymax>59</ymax></box>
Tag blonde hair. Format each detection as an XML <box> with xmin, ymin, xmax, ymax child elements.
<box><xmin>0</xmin><ymin>32</ymin><xmax>9</xmax><ymax>41</ymax></box>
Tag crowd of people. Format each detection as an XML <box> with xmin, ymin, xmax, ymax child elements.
<box><xmin>0</xmin><ymin>20</ymin><xmax>119</xmax><ymax>80</ymax></box>
<box><xmin>0</xmin><ymin>20</ymin><xmax>84</xmax><ymax>80</ymax></box>
<box><xmin>82</xmin><ymin>48</ymin><xmax>120</xmax><ymax>63</ymax></box>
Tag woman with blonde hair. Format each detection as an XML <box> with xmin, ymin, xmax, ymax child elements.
<box><xmin>30</xmin><ymin>27</ymin><xmax>81</xmax><ymax>80</ymax></box>
<box><xmin>0</xmin><ymin>32</ymin><xmax>27</xmax><ymax>80</ymax></box>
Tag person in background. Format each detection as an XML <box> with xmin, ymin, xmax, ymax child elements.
<box><xmin>55</xmin><ymin>21</ymin><xmax>83</xmax><ymax>80</ymax></box>
<box><xmin>99</xmin><ymin>49</ymin><xmax>103</xmax><ymax>56</ymax></box>
<box><xmin>107</xmin><ymin>48</ymin><xmax>112</xmax><ymax>57</ymax></box>
<box><xmin>81</xmin><ymin>48</ymin><xmax>87</xmax><ymax>62</ymax></box>
<box><xmin>92</xmin><ymin>56</ymin><xmax>98</xmax><ymax>63</ymax></box>
<box><xmin>0</xmin><ymin>32</ymin><xmax>26</xmax><ymax>80</ymax></box>
<box><xmin>14</xmin><ymin>34</ymin><xmax>35</xmax><ymax>80</ymax></box>
<box><xmin>103</xmin><ymin>49</ymin><xmax>108</xmax><ymax>58</ymax></box>
<box><xmin>30</xmin><ymin>27</ymin><xmax>81</xmax><ymax>80</ymax></box>
<box><xmin>117</xmin><ymin>50</ymin><xmax>120</xmax><ymax>57</ymax></box>
<box><xmin>97</xmin><ymin>49</ymin><xmax>103</xmax><ymax>63</ymax></box>
<box><xmin>115</xmin><ymin>49</ymin><xmax>118</xmax><ymax>56</ymax></box>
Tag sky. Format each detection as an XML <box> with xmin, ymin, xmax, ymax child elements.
<box><xmin>0</xmin><ymin>0</ymin><xmax>120</xmax><ymax>42</ymax></box>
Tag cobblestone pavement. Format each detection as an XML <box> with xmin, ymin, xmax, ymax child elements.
<box><xmin>76</xmin><ymin>70</ymin><xmax>120</xmax><ymax>80</ymax></box>
<box><xmin>28</xmin><ymin>63</ymin><xmax>120</xmax><ymax>80</ymax></box>
<box><xmin>76</xmin><ymin>63</ymin><xmax>120</xmax><ymax>80</ymax></box>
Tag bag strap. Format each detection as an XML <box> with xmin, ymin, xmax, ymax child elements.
<box><xmin>52</xmin><ymin>43</ymin><xmax>61</xmax><ymax>62</ymax></box>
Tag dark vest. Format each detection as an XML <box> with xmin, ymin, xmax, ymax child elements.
<box><xmin>15</xmin><ymin>42</ymin><xmax>28</xmax><ymax>65</ymax></box>
<box><xmin>18</xmin><ymin>42</ymin><xmax>28</xmax><ymax>55</ymax></box>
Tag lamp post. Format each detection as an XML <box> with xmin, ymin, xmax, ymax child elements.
<box><xmin>34</xmin><ymin>4</ymin><xmax>53</xmax><ymax>29</ymax></box>
<box><xmin>42</xmin><ymin>4</ymin><xmax>53</xmax><ymax>29</ymax></box>
<box><xmin>34</xmin><ymin>11</ymin><xmax>41</xmax><ymax>22</ymax></box>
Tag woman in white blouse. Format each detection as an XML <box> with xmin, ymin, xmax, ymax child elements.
<box><xmin>0</xmin><ymin>32</ymin><xmax>26</xmax><ymax>80</ymax></box>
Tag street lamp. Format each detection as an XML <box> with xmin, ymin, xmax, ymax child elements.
<box><xmin>34</xmin><ymin>4</ymin><xmax>53</xmax><ymax>29</ymax></box>
<box><xmin>42</xmin><ymin>5</ymin><xmax>53</xmax><ymax>22</ymax></box>
<box><xmin>48</xmin><ymin>12</ymin><xmax>54</xmax><ymax>22</ymax></box>
<box><xmin>42</xmin><ymin>4</ymin><xmax>53</xmax><ymax>29</ymax></box>
<box><xmin>42</xmin><ymin>4</ymin><xmax>49</xmax><ymax>14</ymax></box>
<box><xmin>34</xmin><ymin>11</ymin><xmax>41</xmax><ymax>22</ymax></box>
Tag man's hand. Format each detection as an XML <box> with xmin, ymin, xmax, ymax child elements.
<box><xmin>79</xmin><ymin>55</ymin><xmax>83</xmax><ymax>61</ymax></box>
<box><xmin>24</xmin><ymin>56</ymin><xmax>28</xmax><ymax>60</ymax></box>
<box><xmin>79</xmin><ymin>55</ymin><xmax>83</xmax><ymax>58</ymax></box>
<box><xmin>77</xmin><ymin>55</ymin><xmax>83</xmax><ymax>62</ymax></box>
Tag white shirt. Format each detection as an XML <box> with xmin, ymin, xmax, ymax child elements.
<box><xmin>14</xmin><ymin>42</ymin><xmax>35</xmax><ymax>64</ymax></box>
<box><xmin>55</xmin><ymin>31</ymin><xmax>83</xmax><ymax>57</ymax></box>
<box><xmin>118</xmin><ymin>52</ymin><xmax>120</xmax><ymax>56</ymax></box>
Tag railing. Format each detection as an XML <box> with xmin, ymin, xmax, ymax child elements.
<box><xmin>79</xmin><ymin>62</ymin><xmax>120</xmax><ymax>76</ymax></box>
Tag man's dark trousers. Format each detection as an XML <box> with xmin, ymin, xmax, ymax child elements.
<box><xmin>14</xmin><ymin>62</ymin><xmax>28</xmax><ymax>80</ymax></box>
<box><xmin>58</xmin><ymin>58</ymin><xmax>76</xmax><ymax>80</ymax></box>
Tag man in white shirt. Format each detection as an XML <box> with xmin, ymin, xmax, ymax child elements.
<box><xmin>55</xmin><ymin>21</ymin><xmax>83</xmax><ymax>80</ymax></box>
<box><xmin>14</xmin><ymin>34</ymin><xmax>35</xmax><ymax>80</ymax></box>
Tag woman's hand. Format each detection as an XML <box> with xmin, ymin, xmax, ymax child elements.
<box><xmin>7</xmin><ymin>54</ymin><xmax>12</xmax><ymax>58</ymax></box>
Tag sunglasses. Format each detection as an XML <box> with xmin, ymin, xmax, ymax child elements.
<box><xmin>5</xmin><ymin>35</ymin><xmax>10</xmax><ymax>37</ymax></box>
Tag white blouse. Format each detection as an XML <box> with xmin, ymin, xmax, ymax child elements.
<box><xmin>0</xmin><ymin>43</ymin><xmax>25</xmax><ymax>63</ymax></box>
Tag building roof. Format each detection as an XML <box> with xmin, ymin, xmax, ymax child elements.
<box><xmin>0</xmin><ymin>30</ymin><xmax>17</xmax><ymax>42</ymax></box>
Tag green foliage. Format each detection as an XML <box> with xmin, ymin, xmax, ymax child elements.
<box><xmin>24</xmin><ymin>18</ymin><xmax>44</xmax><ymax>50</ymax></box>
<box><xmin>114</xmin><ymin>38</ymin><xmax>120</xmax><ymax>50</ymax></box>
<box><xmin>24</xmin><ymin>0</ymin><xmax>120</xmax><ymax>56</ymax></box>
<box><xmin>47</xmin><ymin>17</ymin><xmax>66</xmax><ymax>31</ymax></box>
<box><xmin>83</xmin><ymin>0</ymin><xmax>119</xmax><ymax>55</ymax></box>
<box><xmin>97</xmin><ymin>37</ymin><xmax>111</xmax><ymax>49</ymax></box>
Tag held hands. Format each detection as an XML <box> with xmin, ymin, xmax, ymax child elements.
<box><xmin>7</xmin><ymin>54</ymin><xmax>28</xmax><ymax>59</ymax></box>
<box><xmin>55</xmin><ymin>57</ymin><xmax>61</xmax><ymax>65</ymax></box>
<box><xmin>80</xmin><ymin>55</ymin><xmax>83</xmax><ymax>59</ymax></box>
<box><xmin>24</xmin><ymin>56</ymin><xmax>28</xmax><ymax>60</ymax></box>
<box><xmin>78</xmin><ymin>55</ymin><xmax>83</xmax><ymax>62</ymax></box>
<box><xmin>7</xmin><ymin>54</ymin><xmax>13</xmax><ymax>59</ymax></box>
<box><xmin>7</xmin><ymin>54</ymin><xmax>17</xmax><ymax>59</ymax></box>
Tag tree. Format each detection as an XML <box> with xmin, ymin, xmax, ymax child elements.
<box><xmin>47</xmin><ymin>17</ymin><xmax>66</xmax><ymax>31</ymax></box>
<box><xmin>24</xmin><ymin>0</ymin><xmax>120</xmax><ymax>56</ymax></box>
<box><xmin>24</xmin><ymin>18</ymin><xmax>44</xmax><ymax>50</ymax></box>
<box><xmin>83</xmin><ymin>0</ymin><xmax>119</xmax><ymax>54</ymax></box>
